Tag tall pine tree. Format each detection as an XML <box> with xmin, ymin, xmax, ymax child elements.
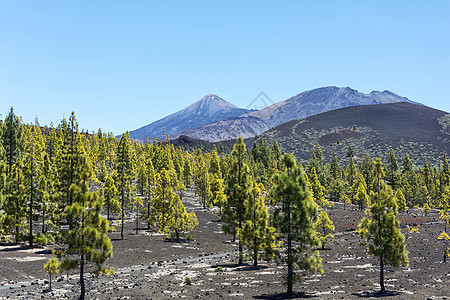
<box><xmin>271</xmin><ymin>154</ymin><xmax>322</xmax><ymax>295</ymax></box>
<box><xmin>358</xmin><ymin>159</ymin><xmax>408</xmax><ymax>294</ymax></box>
<box><xmin>115</xmin><ymin>132</ymin><xmax>135</xmax><ymax>239</ymax></box>
<box><xmin>223</xmin><ymin>137</ymin><xmax>252</xmax><ymax>264</ymax></box>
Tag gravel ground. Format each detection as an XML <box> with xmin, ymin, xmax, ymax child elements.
<box><xmin>0</xmin><ymin>191</ymin><xmax>449</xmax><ymax>299</ymax></box>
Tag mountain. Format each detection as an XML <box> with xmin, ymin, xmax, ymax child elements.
<box><xmin>177</xmin><ymin>87</ymin><xmax>417</xmax><ymax>142</ymax></box>
<box><xmin>250</xmin><ymin>102</ymin><xmax>450</xmax><ymax>166</ymax></box>
<box><xmin>129</xmin><ymin>94</ymin><xmax>253</xmax><ymax>141</ymax></box>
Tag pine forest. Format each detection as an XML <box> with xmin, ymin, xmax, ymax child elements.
<box><xmin>0</xmin><ymin>108</ymin><xmax>449</xmax><ymax>299</ymax></box>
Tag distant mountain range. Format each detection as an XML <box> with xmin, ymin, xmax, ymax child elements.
<box><xmin>129</xmin><ymin>94</ymin><xmax>253</xmax><ymax>141</ymax></box>
<box><xmin>176</xmin><ymin>87</ymin><xmax>416</xmax><ymax>142</ymax></box>
<box><xmin>169</xmin><ymin>102</ymin><xmax>449</xmax><ymax>167</ymax></box>
<box><xmin>130</xmin><ymin>86</ymin><xmax>417</xmax><ymax>142</ymax></box>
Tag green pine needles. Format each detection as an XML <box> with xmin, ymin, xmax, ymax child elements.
<box><xmin>358</xmin><ymin>158</ymin><xmax>408</xmax><ymax>294</ymax></box>
<box><xmin>271</xmin><ymin>154</ymin><xmax>322</xmax><ymax>295</ymax></box>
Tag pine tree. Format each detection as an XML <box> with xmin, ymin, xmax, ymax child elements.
<box><xmin>308</xmin><ymin>143</ymin><xmax>328</xmax><ymax>186</ymax></box>
<box><xmin>422</xmin><ymin>158</ymin><xmax>434</xmax><ymax>200</ymax></box>
<box><xmin>0</xmin><ymin>143</ymin><xmax>7</xmax><ymax>239</ymax></box>
<box><xmin>1</xmin><ymin>107</ymin><xmax>24</xmax><ymax>173</ymax></box>
<box><xmin>396</xmin><ymin>189</ymin><xmax>408</xmax><ymax>212</ymax></box>
<box><xmin>22</xmin><ymin>125</ymin><xmax>46</xmax><ymax>247</ymax></box>
<box><xmin>346</xmin><ymin>156</ymin><xmax>357</xmax><ymax>187</ymax></box>
<box><xmin>3</xmin><ymin>157</ymin><xmax>26</xmax><ymax>243</ymax></box>
<box><xmin>136</xmin><ymin>162</ymin><xmax>148</xmax><ymax>198</ymax></box>
<box><xmin>386</xmin><ymin>149</ymin><xmax>400</xmax><ymax>190</ymax></box>
<box><xmin>356</xmin><ymin>182</ymin><xmax>370</xmax><ymax>210</ymax></box>
<box><xmin>144</xmin><ymin>158</ymin><xmax>156</xmax><ymax>229</ymax></box>
<box><xmin>54</xmin><ymin>113</ymin><xmax>85</xmax><ymax>235</ymax></box>
<box><xmin>270</xmin><ymin>154</ymin><xmax>322</xmax><ymax>295</ymax></box>
<box><xmin>163</xmin><ymin>195</ymin><xmax>198</xmax><ymax>241</ymax></box>
<box><xmin>423</xmin><ymin>199</ymin><xmax>431</xmax><ymax>216</ymax></box>
<box><xmin>44</xmin><ymin>257</ymin><xmax>60</xmax><ymax>291</ymax></box>
<box><xmin>329</xmin><ymin>152</ymin><xmax>342</xmax><ymax>181</ymax></box>
<box><xmin>44</xmin><ymin>124</ymin><xmax>61</xmax><ymax>164</ymax></box>
<box><xmin>359</xmin><ymin>154</ymin><xmax>374</xmax><ymax>194</ymax></box>
<box><xmin>38</xmin><ymin>151</ymin><xmax>56</xmax><ymax>235</ymax></box>
<box><xmin>151</xmin><ymin>169</ymin><xmax>175</xmax><ymax>232</ymax></box>
<box><xmin>316</xmin><ymin>209</ymin><xmax>335</xmax><ymax>250</ymax></box>
<box><xmin>439</xmin><ymin>186</ymin><xmax>449</xmax><ymax>262</ymax></box>
<box><xmin>309</xmin><ymin>167</ymin><xmax>327</xmax><ymax>207</ymax></box>
<box><xmin>223</xmin><ymin>137</ymin><xmax>252</xmax><ymax>264</ymax></box>
<box><xmin>116</xmin><ymin>132</ymin><xmax>136</xmax><ymax>239</ymax></box>
<box><xmin>132</xmin><ymin>196</ymin><xmax>143</xmax><ymax>234</ymax></box>
<box><xmin>329</xmin><ymin>178</ymin><xmax>346</xmax><ymax>203</ymax></box>
<box><xmin>103</xmin><ymin>174</ymin><xmax>119</xmax><ymax>221</ymax></box>
<box><xmin>53</xmin><ymin>156</ymin><xmax>112</xmax><ymax>300</ymax></box>
<box><xmin>439</xmin><ymin>154</ymin><xmax>450</xmax><ymax>194</ymax></box>
<box><xmin>349</xmin><ymin>171</ymin><xmax>366</xmax><ymax>205</ymax></box>
<box><xmin>401</xmin><ymin>154</ymin><xmax>419</xmax><ymax>207</ymax></box>
<box><xmin>358</xmin><ymin>159</ymin><xmax>408</xmax><ymax>294</ymax></box>
<box><xmin>239</xmin><ymin>182</ymin><xmax>277</xmax><ymax>266</ymax></box>
<box><xmin>182</xmin><ymin>158</ymin><xmax>192</xmax><ymax>188</ymax></box>
<box><xmin>195</xmin><ymin>157</ymin><xmax>212</xmax><ymax>209</ymax></box>
<box><xmin>270</xmin><ymin>140</ymin><xmax>282</xmax><ymax>170</ymax></box>
<box><xmin>211</xmin><ymin>176</ymin><xmax>226</xmax><ymax>215</ymax></box>
<box><xmin>209</xmin><ymin>146</ymin><xmax>222</xmax><ymax>178</ymax></box>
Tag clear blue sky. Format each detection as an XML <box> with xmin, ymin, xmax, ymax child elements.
<box><xmin>1</xmin><ymin>1</ymin><xmax>449</xmax><ymax>135</ymax></box>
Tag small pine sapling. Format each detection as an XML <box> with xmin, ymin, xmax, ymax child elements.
<box><xmin>438</xmin><ymin>187</ymin><xmax>449</xmax><ymax>262</ymax></box>
<box><xmin>438</xmin><ymin>232</ymin><xmax>450</xmax><ymax>262</ymax></box>
<box><xmin>422</xmin><ymin>202</ymin><xmax>431</xmax><ymax>216</ymax></box>
<box><xmin>316</xmin><ymin>209</ymin><xmax>335</xmax><ymax>250</ymax></box>
<box><xmin>44</xmin><ymin>257</ymin><xmax>60</xmax><ymax>291</ymax></box>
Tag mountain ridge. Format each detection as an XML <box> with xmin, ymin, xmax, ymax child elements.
<box><xmin>250</xmin><ymin>101</ymin><xmax>449</xmax><ymax>166</ymax></box>
<box><xmin>176</xmin><ymin>86</ymin><xmax>416</xmax><ymax>142</ymax></box>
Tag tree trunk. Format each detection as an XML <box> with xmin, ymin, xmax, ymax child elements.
<box><xmin>444</xmin><ymin>223</ymin><xmax>448</xmax><ymax>263</ymax></box>
<box><xmin>379</xmin><ymin>256</ymin><xmax>385</xmax><ymax>293</ymax></box>
<box><xmin>136</xmin><ymin>208</ymin><xmax>139</xmax><ymax>235</ymax></box>
<box><xmin>29</xmin><ymin>155</ymin><xmax>34</xmax><ymax>247</ymax></box>
<box><xmin>253</xmin><ymin>236</ymin><xmax>258</xmax><ymax>267</ymax></box>
<box><xmin>147</xmin><ymin>193</ymin><xmax>151</xmax><ymax>230</ymax></box>
<box><xmin>79</xmin><ymin>254</ymin><xmax>85</xmax><ymax>300</ymax></box>
<box><xmin>121</xmin><ymin>194</ymin><xmax>124</xmax><ymax>240</ymax></box>
<box><xmin>287</xmin><ymin>200</ymin><xmax>293</xmax><ymax>295</ymax></box>
<box><xmin>238</xmin><ymin>220</ymin><xmax>243</xmax><ymax>264</ymax></box>
<box><xmin>287</xmin><ymin>238</ymin><xmax>293</xmax><ymax>294</ymax></box>
<box><xmin>42</xmin><ymin>208</ymin><xmax>46</xmax><ymax>234</ymax></box>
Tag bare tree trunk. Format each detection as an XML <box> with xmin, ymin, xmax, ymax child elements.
<box><xmin>29</xmin><ymin>156</ymin><xmax>34</xmax><ymax>247</ymax></box>
<box><xmin>253</xmin><ymin>236</ymin><xmax>258</xmax><ymax>267</ymax></box>
<box><xmin>136</xmin><ymin>208</ymin><xmax>139</xmax><ymax>235</ymax></box>
<box><xmin>238</xmin><ymin>220</ymin><xmax>243</xmax><ymax>264</ymax></box>
<box><xmin>79</xmin><ymin>254</ymin><xmax>85</xmax><ymax>300</ymax></box>
<box><xmin>379</xmin><ymin>256</ymin><xmax>385</xmax><ymax>293</ymax></box>
<box><xmin>121</xmin><ymin>193</ymin><xmax>125</xmax><ymax>240</ymax></box>
<box><xmin>287</xmin><ymin>238</ymin><xmax>293</xmax><ymax>294</ymax></box>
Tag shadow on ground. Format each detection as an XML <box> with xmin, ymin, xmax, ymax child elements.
<box><xmin>254</xmin><ymin>291</ymin><xmax>316</xmax><ymax>299</ymax></box>
<box><xmin>352</xmin><ymin>290</ymin><xmax>402</xmax><ymax>298</ymax></box>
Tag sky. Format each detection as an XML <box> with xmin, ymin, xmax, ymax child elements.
<box><xmin>1</xmin><ymin>1</ymin><xmax>449</xmax><ymax>135</ymax></box>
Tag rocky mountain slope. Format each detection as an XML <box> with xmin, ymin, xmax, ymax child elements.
<box><xmin>251</xmin><ymin>102</ymin><xmax>450</xmax><ymax>166</ymax></box>
<box><xmin>178</xmin><ymin>87</ymin><xmax>416</xmax><ymax>142</ymax></box>
<box><xmin>129</xmin><ymin>94</ymin><xmax>253</xmax><ymax>141</ymax></box>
